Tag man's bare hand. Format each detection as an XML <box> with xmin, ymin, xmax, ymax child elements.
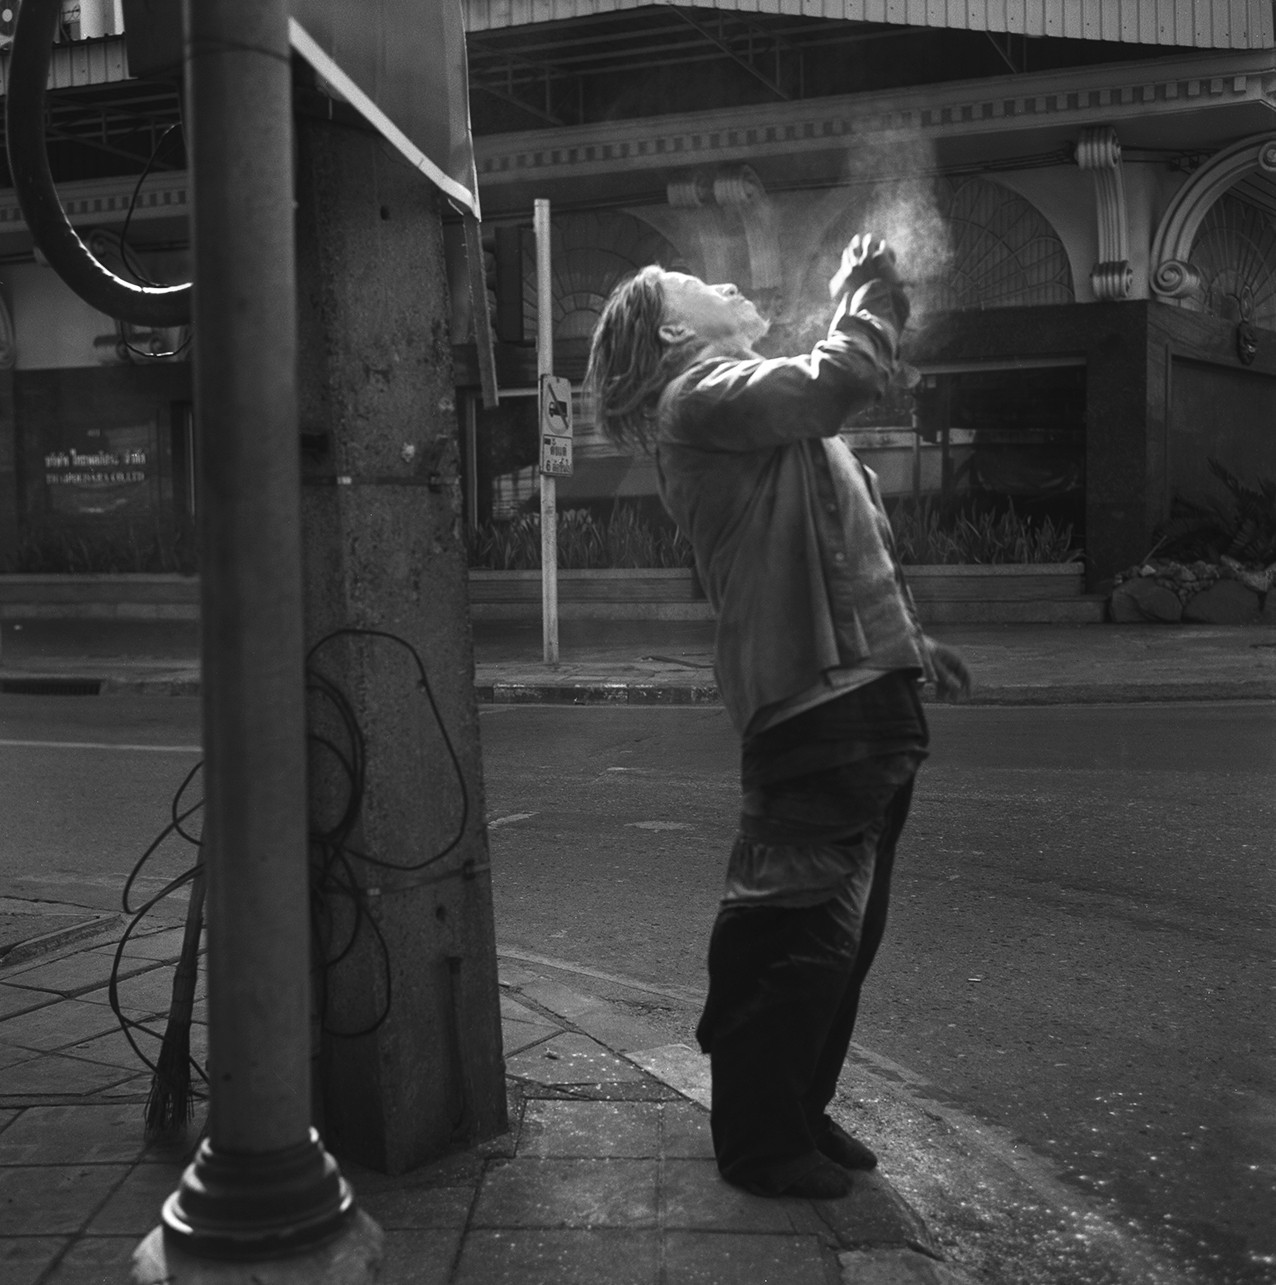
<box><xmin>925</xmin><ymin>636</ymin><xmax>972</xmax><ymax>702</ymax></box>
<box><xmin>829</xmin><ymin>234</ymin><xmax>902</xmax><ymax>301</ymax></box>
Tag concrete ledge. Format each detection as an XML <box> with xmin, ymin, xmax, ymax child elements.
<box><xmin>0</xmin><ymin>567</ymin><xmax>1093</xmax><ymax>624</ymax></box>
<box><xmin>0</xmin><ymin>574</ymin><xmax>198</xmax><ymax>621</ymax></box>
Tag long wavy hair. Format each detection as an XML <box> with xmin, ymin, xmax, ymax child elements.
<box><xmin>585</xmin><ymin>265</ymin><xmax>697</xmax><ymax>452</ymax></box>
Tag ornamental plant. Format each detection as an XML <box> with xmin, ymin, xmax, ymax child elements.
<box><xmin>889</xmin><ymin>497</ymin><xmax>1081</xmax><ymax>565</ymax></box>
<box><xmin>1150</xmin><ymin>459</ymin><xmax>1276</xmax><ymax>567</ymax></box>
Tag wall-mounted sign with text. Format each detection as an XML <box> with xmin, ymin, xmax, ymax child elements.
<box><xmin>43</xmin><ymin>423</ymin><xmax>154</xmax><ymax>517</ymax></box>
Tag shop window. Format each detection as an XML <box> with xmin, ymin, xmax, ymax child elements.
<box><xmin>892</xmin><ymin>363</ymin><xmax>1086</xmax><ymax>547</ymax></box>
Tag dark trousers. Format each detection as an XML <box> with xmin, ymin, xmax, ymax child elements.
<box><xmin>695</xmin><ymin>768</ymin><xmax>915</xmax><ymax>1187</ymax></box>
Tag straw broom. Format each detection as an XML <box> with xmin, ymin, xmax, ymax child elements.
<box><xmin>144</xmin><ymin>858</ymin><xmax>206</xmax><ymax>1138</ymax></box>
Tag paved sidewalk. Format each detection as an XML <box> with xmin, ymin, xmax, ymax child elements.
<box><xmin>1</xmin><ymin>616</ymin><xmax>1274</xmax><ymax>702</ymax></box>
<box><xmin>0</xmin><ymin>924</ymin><xmax>968</xmax><ymax>1285</ymax></box>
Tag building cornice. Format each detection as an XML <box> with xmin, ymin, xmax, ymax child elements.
<box><xmin>0</xmin><ymin>172</ymin><xmax>189</xmax><ymax>238</ymax></box>
<box><xmin>474</xmin><ymin>49</ymin><xmax>1276</xmax><ymax>187</ymax></box>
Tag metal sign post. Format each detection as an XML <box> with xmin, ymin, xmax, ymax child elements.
<box><xmin>534</xmin><ymin>198</ymin><xmax>568</xmax><ymax>666</ymax></box>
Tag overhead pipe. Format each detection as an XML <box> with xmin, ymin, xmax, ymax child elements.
<box><xmin>4</xmin><ymin>0</ymin><xmax>192</xmax><ymax>327</ymax></box>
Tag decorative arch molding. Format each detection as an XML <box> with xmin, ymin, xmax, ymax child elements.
<box><xmin>520</xmin><ymin>210</ymin><xmax>679</xmax><ymax>343</ymax></box>
<box><xmin>1150</xmin><ymin>132</ymin><xmax>1276</xmax><ymax>301</ymax></box>
<box><xmin>801</xmin><ymin>174</ymin><xmax>1074</xmax><ymax>320</ymax></box>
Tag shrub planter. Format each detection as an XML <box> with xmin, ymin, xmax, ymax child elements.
<box><xmin>0</xmin><ymin>565</ymin><xmax>1099</xmax><ymax>625</ymax></box>
<box><xmin>468</xmin><ymin>568</ymin><xmax>711</xmax><ymax>621</ymax></box>
<box><xmin>468</xmin><ymin>563</ymin><xmax>1099</xmax><ymax>623</ymax></box>
<box><xmin>904</xmin><ymin>563</ymin><xmax>1100</xmax><ymax>624</ymax></box>
<box><xmin>0</xmin><ymin>574</ymin><xmax>199</xmax><ymax>620</ymax></box>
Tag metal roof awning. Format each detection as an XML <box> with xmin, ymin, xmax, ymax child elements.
<box><xmin>464</xmin><ymin>0</ymin><xmax>1276</xmax><ymax>50</ymax></box>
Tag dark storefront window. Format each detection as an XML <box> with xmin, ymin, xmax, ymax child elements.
<box><xmin>885</xmin><ymin>362</ymin><xmax>1087</xmax><ymax>556</ymax></box>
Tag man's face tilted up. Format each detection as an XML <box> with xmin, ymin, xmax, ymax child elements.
<box><xmin>658</xmin><ymin>271</ymin><xmax>770</xmax><ymax>352</ymax></box>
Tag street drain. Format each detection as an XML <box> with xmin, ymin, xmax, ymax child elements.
<box><xmin>1</xmin><ymin>677</ymin><xmax>103</xmax><ymax>696</ymax></box>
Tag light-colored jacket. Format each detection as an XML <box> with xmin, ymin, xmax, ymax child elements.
<box><xmin>655</xmin><ymin>296</ymin><xmax>931</xmax><ymax>733</ymax></box>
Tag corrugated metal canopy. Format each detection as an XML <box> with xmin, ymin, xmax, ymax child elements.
<box><xmin>465</xmin><ymin>1</ymin><xmax>1275</xmax><ymax>49</ymax></box>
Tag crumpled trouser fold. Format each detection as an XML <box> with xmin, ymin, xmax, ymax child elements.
<box><xmin>696</xmin><ymin>753</ymin><xmax>919</xmax><ymax>1187</ymax></box>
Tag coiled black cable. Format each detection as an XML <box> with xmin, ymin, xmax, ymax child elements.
<box><xmin>109</xmin><ymin>627</ymin><xmax>473</xmax><ymax>1083</ymax></box>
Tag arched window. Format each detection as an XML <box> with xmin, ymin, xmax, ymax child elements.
<box><xmin>917</xmin><ymin>177</ymin><xmax>1074</xmax><ymax>312</ymax></box>
<box><xmin>1190</xmin><ymin>190</ymin><xmax>1276</xmax><ymax>332</ymax></box>
<box><xmin>521</xmin><ymin>211</ymin><xmax>679</xmax><ymax>342</ymax></box>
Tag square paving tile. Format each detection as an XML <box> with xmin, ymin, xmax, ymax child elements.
<box><xmin>661</xmin><ymin>1160</ymin><xmax>822</xmax><ymax>1234</ymax></box>
<box><xmin>99</xmin><ymin>1073</ymin><xmax>158</xmax><ymax>1100</ymax></box>
<box><xmin>378</xmin><ymin>1228</ymin><xmax>462</xmax><ymax>1285</ymax></box>
<box><xmin>40</xmin><ymin>1234</ymin><xmax>139</xmax><ymax>1284</ymax></box>
<box><xmin>0</xmin><ymin>1053</ymin><xmax>137</xmax><ymax>1097</ymax></box>
<box><xmin>519</xmin><ymin>1100</ymin><xmax>660</xmax><ymax>1158</ymax></box>
<box><xmin>90</xmin><ymin>927</ymin><xmax>188</xmax><ymax>961</ymax></box>
<box><xmin>0</xmin><ymin>999</ymin><xmax>120</xmax><ymax>1052</ymax></box>
<box><xmin>472</xmin><ymin>1157</ymin><xmax>658</xmax><ymax>1229</ymax></box>
<box><xmin>664</xmin><ymin>1229</ymin><xmax>840</xmax><ymax>1284</ymax></box>
<box><xmin>812</xmin><ymin>1168</ymin><xmax>933</xmax><ymax>1252</ymax></box>
<box><xmin>453</xmin><ymin>1228</ymin><xmax>660</xmax><ymax>1285</ymax></box>
<box><xmin>0</xmin><ymin>1044</ymin><xmax>41</xmax><ymax>1073</ymax></box>
<box><xmin>0</xmin><ymin>1163</ymin><xmax>128</xmax><ymax>1235</ymax></box>
<box><xmin>496</xmin><ymin>963</ymin><xmax>544</xmax><ymax>989</ymax></box>
<box><xmin>79</xmin><ymin>967</ymin><xmax>193</xmax><ymax>1015</ymax></box>
<box><xmin>571</xmin><ymin>1009</ymin><xmax>667</xmax><ymax>1055</ymax></box>
<box><xmin>355</xmin><ymin>1182</ymin><xmax>473</xmax><ymax>1231</ymax></box>
<box><xmin>515</xmin><ymin>980</ymin><xmax>596</xmax><ymax>1021</ymax></box>
<box><xmin>0</xmin><ymin>986</ymin><xmax>56</xmax><ymax>1021</ymax></box>
<box><xmin>504</xmin><ymin>1032</ymin><xmax>645</xmax><ymax>1086</ymax></box>
<box><xmin>0</xmin><ymin>1235</ymin><xmax>65</xmax><ymax>1285</ymax></box>
<box><xmin>499</xmin><ymin>994</ymin><xmax>544</xmax><ymax>1023</ymax></box>
<box><xmin>1</xmin><ymin>954</ymin><xmax>153</xmax><ymax>997</ymax></box>
<box><xmin>0</xmin><ymin>1104</ymin><xmax>154</xmax><ymax>1164</ymax></box>
<box><xmin>502</xmin><ymin>1017</ymin><xmax>558</xmax><ymax>1057</ymax></box>
<box><xmin>86</xmin><ymin>1161</ymin><xmax>182</xmax><ymax>1234</ymax></box>
<box><xmin>64</xmin><ymin>1028</ymin><xmax>158</xmax><ymax>1073</ymax></box>
<box><xmin>661</xmin><ymin>1101</ymin><xmax>716</xmax><ymax>1159</ymax></box>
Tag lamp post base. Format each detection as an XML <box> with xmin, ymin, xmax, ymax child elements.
<box><xmin>132</xmin><ymin>1209</ymin><xmax>382</xmax><ymax>1285</ymax></box>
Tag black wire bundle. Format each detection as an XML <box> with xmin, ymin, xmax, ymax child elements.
<box><xmin>108</xmin><ymin>761</ymin><xmax>208</xmax><ymax>1136</ymax></box>
<box><xmin>117</xmin><ymin>122</ymin><xmax>192</xmax><ymax>362</ymax></box>
<box><xmin>306</xmin><ymin>628</ymin><xmax>470</xmax><ymax>1041</ymax></box>
<box><xmin>113</xmin><ymin>628</ymin><xmax>470</xmax><ymax>1136</ymax></box>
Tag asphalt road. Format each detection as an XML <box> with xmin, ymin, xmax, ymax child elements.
<box><xmin>475</xmin><ymin>701</ymin><xmax>1275</xmax><ymax>1285</ymax></box>
<box><xmin>1</xmin><ymin>694</ymin><xmax>1272</xmax><ymax>1284</ymax></box>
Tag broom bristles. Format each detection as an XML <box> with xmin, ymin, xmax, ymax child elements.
<box><xmin>145</xmin><ymin>1021</ymin><xmax>194</xmax><ymax>1136</ymax></box>
<box><xmin>144</xmin><ymin>864</ymin><xmax>206</xmax><ymax>1140</ymax></box>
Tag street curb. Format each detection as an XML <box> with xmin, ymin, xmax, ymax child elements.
<box><xmin>0</xmin><ymin>911</ymin><xmax>123</xmax><ymax>970</ymax></box>
<box><xmin>476</xmin><ymin>681</ymin><xmax>721</xmax><ymax>706</ymax></box>
<box><xmin>7</xmin><ymin>672</ymin><xmax>1274</xmax><ymax>705</ymax></box>
<box><xmin>474</xmin><ymin>681</ymin><xmax>1275</xmax><ymax>706</ymax></box>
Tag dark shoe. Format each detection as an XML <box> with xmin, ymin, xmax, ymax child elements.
<box><xmin>817</xmin><ymin>1116</ymin><xmax>878</xmax><ymax>1170</ymax></box>
<box><xmin>729</xmin><ymin>1154</ymin><xmax>853</xmax><ymax>1200</ymax></box>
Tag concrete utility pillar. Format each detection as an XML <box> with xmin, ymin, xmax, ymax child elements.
<box><xmin>293</xmin><ymin>110</ymin><xmax>506</xmax><ymax>1174</ymax></box>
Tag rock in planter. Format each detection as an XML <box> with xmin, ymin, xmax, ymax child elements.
<box><xmin>1109</xmin><ymin>578</ymin><xmax>1183</xmax><ymax>622</ymax></box>
<box><xmin>1182</xmin><ymin>579</ymin><xmax>1263</xmax><ymax>624</ymax></box>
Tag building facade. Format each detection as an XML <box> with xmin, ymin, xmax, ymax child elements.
<box><xmin>1</xmin><ymin>1</ymin><xmax>1274</xmax><ymax>585</ymax></box>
